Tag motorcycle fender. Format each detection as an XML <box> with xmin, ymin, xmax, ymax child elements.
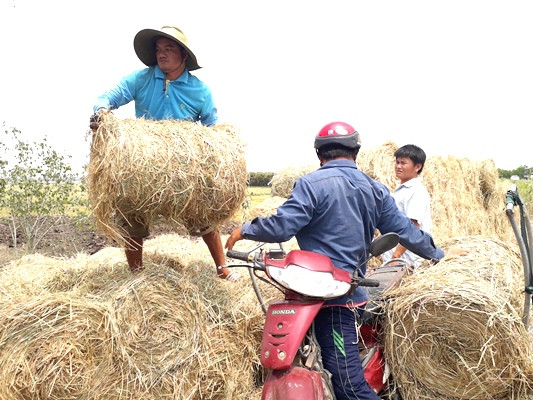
<box><xmin>261</xmin><ymin>300</ymin><xmax>323</xmax><ymax>370</ymax></box>
<box><xmin>363</xmin><ymin>345</ymin><xmax>386</xmax><ymax>393</ymax></box>
<box><xmin>262</xmin><ymin>367</ymin><xmax>325</xmax><ymax>400</ymax></box>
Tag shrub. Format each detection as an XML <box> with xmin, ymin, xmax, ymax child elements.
<box><xmin>0</xmin><ymin>124</ymin><xmax>88</xmax><ymax>252</ymax></box>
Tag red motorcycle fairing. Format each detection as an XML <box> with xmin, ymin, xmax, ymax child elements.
<box><xmin>363</xmin><ymin>346</ymin><xmax>385</xmax><ymax>393</ymax></box>
<box><xmin>261</xmin><ymin>300</ymin><xmax>323</xmax><ymax>370</ymax></box>
<box><xmin>266</xmin><ymin>250</ymin><xmax>352</xmax><ymax>283</ymax></box>
<box><xmin>262</xmin><ymin>367</ymin><xmax>325</xmax><ymax>400</ymax></box>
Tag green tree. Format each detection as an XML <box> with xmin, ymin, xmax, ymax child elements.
<box><xmin>498</xmin><ymin>165</ymin><xmax>531</xmax><ymax>179</ymax></box>
<box><xmin>248</xmin><ymin>171</ymin><xmax>274</xmax><ymax>186</ymax></box>
<box><xmin>0</xmin><ymin>124</ymin><xmax>87</xmax><ymax>252</ymax></box>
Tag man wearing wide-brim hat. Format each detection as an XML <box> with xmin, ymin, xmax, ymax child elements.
<box><xmin>91</xmin><ymin>26</ymin><xmax>239</xmax><ymax>282</ymax></box>
<box><xmin>93</xmin><ymin>25</ymin><xmax>216</xmax><ymax>124</ymax></box>
<box><xmin>133</xmin><ymin>26</ymin><xmax>201</xmax><ymax>71</ymax></box>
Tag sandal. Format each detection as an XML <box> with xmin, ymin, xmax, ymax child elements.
<box><xmin>223</xmin><ymin>271</ymin><xmax>241</xmax><ymax>282</ymax></box>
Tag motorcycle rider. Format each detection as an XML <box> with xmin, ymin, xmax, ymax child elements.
<box><xmin>225</xmin><ymin>121</ymin><xmax>466</xmax><ymax>400</ymax></box>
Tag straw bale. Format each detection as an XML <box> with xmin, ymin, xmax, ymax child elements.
<box><xmin>269</xmin><ymin>165</ymin><xmax>316</xmax><ymax>198</ymax></box>
<box><xmin>357</xmin><ymin>140</ymin><xmax>398</xmax><ymax>190</ymax></box>
<box><xmin>0</xmin><ymin>294</ymin><xmax>116</xmax><ymax>400</ymax></box>
<box><xmin>0</xmin><ymin>254</ymin><xmax>74</xmax><ymax>302</ymax></box>
<box><xmin>87</xmin><ymin>113</ymin><xmax>247</xmax><ymax>245</ymax></box>
<box><xmin>477</xmin><ymin>158</ymin><xmax>499</xmax><ymax>201</ymax></box>
<box><xmin>0</xmin><ymin>234</ymin><xmax>280</xmax><ymax>399</ymax></box>
<box><xmin>382</xmin><ymin>236</ymin><xmax>533</xmax><ymax>400</ymax></box>
<box><xmin>423</xmin><ymin>156</ymin><xmax>513</xmax><ymax>243</ymax></box>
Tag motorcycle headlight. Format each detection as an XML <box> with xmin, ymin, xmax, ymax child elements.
<box><xmin>267</xmin><ymin>263</ymin><xmax>351</xmax><ymax>299</ymax></box>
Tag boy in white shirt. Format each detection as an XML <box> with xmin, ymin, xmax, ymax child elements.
<box><xmin>382</xmin><ymin>144</ymin><xmax>432</xmax><ymax>268</ymax></box>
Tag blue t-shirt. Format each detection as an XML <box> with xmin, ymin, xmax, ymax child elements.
<box><xmin>94</xmin><ymin>66</ymin><xmax>217</xmax><ymax>126</ymax></box>
<box><xmin>241</xmin><ymin>160</ymin><xmax>444</xmax><ymax>305</ymax></box>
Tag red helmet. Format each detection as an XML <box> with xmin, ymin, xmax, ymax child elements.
<box><xmin>314</xmin><ymin>122</ymin><xmax>361</xmax><ymax>151</ymax></box>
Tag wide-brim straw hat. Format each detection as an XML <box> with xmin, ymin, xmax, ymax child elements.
<box><xmin>134</xmin><ymin>26</ymin><xmax>201</xmax><ymax>71</ymax></box>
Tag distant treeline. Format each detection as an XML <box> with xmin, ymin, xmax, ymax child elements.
<box><xmin>248</xmin><ymin>172</ymin><xmax>274</xmax><ymax>186</ymax></box>
<box><xmin>498</xmin><ymin>165</ymin><xmax>532</xmax><ymax>180</ymax></box>
<box><xmin>249</xmin><ymin>167</ymin><xmax>533</xmax><ymax>187</ymax></box>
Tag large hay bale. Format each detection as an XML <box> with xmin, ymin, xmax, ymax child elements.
<box><xmin>357</xmin><ymin>140</ymin><xmax>398</xmax><ymax>190</ymax></box>
<box><xmin>269</xmin><ymin>165</ymin><xmax>316</xmax><ymax>198</ymax></box>
<box><xmin>383</xmin><ymin>236</ymin><xmax>533</xmax><ymax>400</ymax></box>
<box><xmin>0</xmin><ymin>295</ymin><xmax>116</xmax><ymax>400</ymax></box>
<box><xmin>88</xmin><ymin>113</ymin><xmax>247</xmax><ymax>244</ymax></box>
<box><xmin>0</xmin><ymin>235</ymin><xmax>280</xmax><ymax>399</ymax></box>
<box><xmin>423</xmin><ymin>156</ymin><xmax>512</xmax><ymax>242</ymax></box>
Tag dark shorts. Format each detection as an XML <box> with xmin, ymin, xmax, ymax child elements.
<box><xmin>116</xmin><ymin>213</ymin><xmax>213</xmax><ymax>238</ymax></box>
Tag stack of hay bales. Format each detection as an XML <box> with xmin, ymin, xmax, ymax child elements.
<box><xmin>383</xmin><ymin>236</ymin><xmax>533</xmax><ymax>399</ymax></box>
<box><xmin>271</xmin><ymin>141</ymin><xmax>512</xmax><ymax>243</ymax></box>
<box><xmin>88</xmin><ymin>113</ymin><xmax>247</xmax><ymax>244</ymax></box>
<box><xmin>269</xmin><ymin>165</ymin><xmax>316</xmax><ymax>198</ymax></box>
<box><xmin>0</xmin><ymin>235</ymin><xmax>279</xmax><ymax>399</ymax></box>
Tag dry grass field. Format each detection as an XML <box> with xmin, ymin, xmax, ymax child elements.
<box><xmin>0</xmin><ymin>187</ymin><xmax>271</xmax><ymax>266</ymax></box>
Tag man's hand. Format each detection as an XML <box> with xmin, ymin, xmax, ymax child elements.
<box><xmin>225</xmin><ymin>226</ymin><xmax>244</xmax><ymax>250</ymax></box>
<box><xmin>442</xmin><ymin>247</ymin><xmax>469</xmax><ymax>262</ymax></box>
<box><xmin>89</xmin><ymin>108</ymin><xmax>108</xmax><ymax>131</ymax></box>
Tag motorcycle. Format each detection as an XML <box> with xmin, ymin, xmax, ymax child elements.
<box><xmin>226</xmin><ymin>232</ymin><xmax>411</xmax><ymax>400</ymax></box>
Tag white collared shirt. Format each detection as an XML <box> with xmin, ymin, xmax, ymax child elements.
<box><xmin>382</xmin><ymin>176</ymin><xmax>432</xmax><ymax>268</ymax></box>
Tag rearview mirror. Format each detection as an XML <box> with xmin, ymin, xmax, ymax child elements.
<box><xmin>369</xmin><ymin>232</ymin><xmax>400</xmax><ymax>257</ymax></box>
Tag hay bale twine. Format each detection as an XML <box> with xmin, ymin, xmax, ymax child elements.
<box><xmin>383</xmin><ymin>236</ymin><xmax>533</xmax><ymax>400</ymax></box>
<box><xmin>269</xmin><ymin>165</ymin><xmax>316</xmax><ymax>198</ymax></box>
<box><xmin>88</xmin><ymin>113</ymin><xmax>247</xmax><ymax>244</ymax></box>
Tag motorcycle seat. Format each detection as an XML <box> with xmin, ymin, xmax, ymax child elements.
<box><xmin>360</xmin><ymin>262</ymin><xmax>412</xmax><ymax>324</ymax></box>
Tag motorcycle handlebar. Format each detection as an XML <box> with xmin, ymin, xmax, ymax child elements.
<box><xmin>226</xmin><ymin>249</ymin><xmax>252</xmax><ymax>262</ymax></box>
<box><xmin>358</xmin><ymin>278</ymin><xmax>380</xmax><ymax>287</ymax></box>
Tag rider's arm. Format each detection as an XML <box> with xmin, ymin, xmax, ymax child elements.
<box><xmin>241</xmin><ymin>178</ymin><xmax>316</xmax><ymax>243</ymax></box>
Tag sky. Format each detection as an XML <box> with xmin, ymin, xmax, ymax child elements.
<box><xmin>0</xmin><ymin>0</ymin><xmax>532</xmax><ymax>174</ymax></box>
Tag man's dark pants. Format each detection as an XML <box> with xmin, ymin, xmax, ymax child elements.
<box><xmin>315</xmin><ymin>306</ymin><xmax>381</xmax><ymax>400</ymax></box>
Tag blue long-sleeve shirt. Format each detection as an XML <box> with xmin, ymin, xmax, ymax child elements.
<box><xmin>93</xmin><ymin>66</ymin><xmax>217</xmax><ymax>126</ymax></box>
<box><xmin>241</xmin><ymin>160</ymin><xmax>444</xmax><ymax>304</ymax></box>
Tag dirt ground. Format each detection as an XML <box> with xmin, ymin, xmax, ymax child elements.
<box><xmin>0</xmin><ymin>217</ymin><xmax>241</xmax><ymax>263</ymax></box>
